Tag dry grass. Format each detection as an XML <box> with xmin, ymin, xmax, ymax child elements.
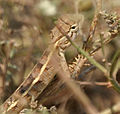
<box><xmin>0</xmin><ymin>0</ymin><xmax>120</xmax><ymax>114</ymax></box>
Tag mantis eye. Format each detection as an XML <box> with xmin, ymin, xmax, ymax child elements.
<box><xmin>71</xmin><ymin>24</ymin><xmax>78</xmax><ymax>31</ymax></box>
<box><xmin>71</xmin><ymin>26</ymin><xmax>76</xmax><ymax>29</ymax></box>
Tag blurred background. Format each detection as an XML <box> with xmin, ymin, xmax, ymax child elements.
<box><xmin>0</xmin><ymin>0</ymin><xmax>120</xmax><ymax>113</ymax></box>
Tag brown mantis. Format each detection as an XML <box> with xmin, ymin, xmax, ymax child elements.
<box><xmin>2</xmin><ymin>14</ymin><xmax>84</xmax><ymax>113</ymax></box>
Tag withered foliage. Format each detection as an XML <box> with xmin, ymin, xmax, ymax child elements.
<box><xmin>0</xmin><ymin>0</ymin><xmax>120</xmax><ymax>114</ymax></box>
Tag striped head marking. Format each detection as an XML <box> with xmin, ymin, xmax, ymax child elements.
<box><xmin>50</xmin><ymin>14</ymin><xmax>84</xmax><ymax>49</ymax></box>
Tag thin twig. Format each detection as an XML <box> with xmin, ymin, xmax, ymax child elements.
<box><xmin>77</xmin><ymin>81</ymin><xmax>109</xmax><ymax>86</ymax></box>
<box><xmin>83</xmin><ymin>0</ymin><xmax>102</xmax><ymax>51</ymax></box>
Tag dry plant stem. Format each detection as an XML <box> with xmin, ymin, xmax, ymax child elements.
<box><xmin>109</xmin><ymin>50</ymin><xmax>120</xmax><ymax>93</ymax></box>
<box><xmin>19</xmin><ymin>28</ymin><xmax>36</xmax><ymax>83</ymax></box>
<box><xmin>0</xmin><ymin>58</ymin><xmax>7</xmax><ymax>98</ymax></box>
<box><xmin>83</xmin><ymin>0</ymin><xmax>102</xmax><ymax>51</ymax></box>
<box><xmin>100</xmin><ymin>102</ymin><xmax>120</xmax><ymax>114</ymax></box>
<box><xmin>3</xmin><ymin>58</ymin><xmax>7</xmax><ymax>93</ymax></box>
<box><xmin>77</xmin><ymin>81</ymin><xmax>109</xmax><ymax>86</ymax></box>
<box><xmin>90</xmin><ymin>36</ymin><xmax>116</xmax><ymax>55</ymax></box>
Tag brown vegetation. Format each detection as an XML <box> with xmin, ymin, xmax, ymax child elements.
<box><xmin>0</xmin><ymin>0</ymin><xmax>120</xmax><ymax>114</ymax></box>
